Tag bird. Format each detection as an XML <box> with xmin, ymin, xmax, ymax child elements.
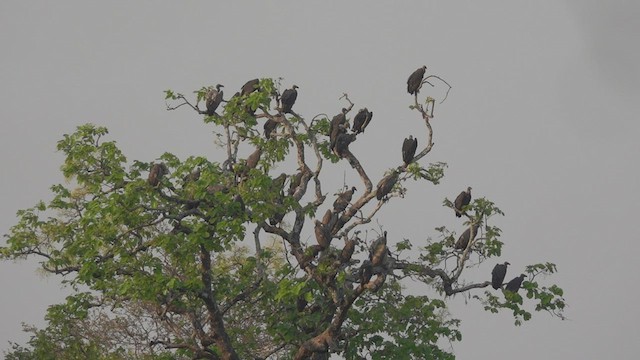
<box><xmin>376</xmin><ymin>172</ymin><xmax>399</xmax><ymax>200</ymax></box>
<box><xmin>329</xmin><ymin>108</ymin><xmax>348</xmax><ymax>149</ymax></box>
<box><xmin>245</xmin><ymin>147</ymin><xmax>262</xmax><ymax>170</ymax></box>
<box><xmin>402</xmin><ymin>136</ymin><xmax>418</xmax><ymax>165</ymax></box>
<box><xmin>148</xmin><ymin>163</ymin><xmax>168</xmax><ymax>187</ymax></box>
<box><xmin>333</xmin><ymin>133</ymin><xmax>357</xmax><ymax>158</ymax></box>
<box><xmin>281</xmin><ymin>85</ymin><xmax>298</xmax><ymax>114</ymax></box>
<box><xmin>288</xmin><ymin>172</ymin><xmax>303</xmax><ymax>196</ymax></box>
<box><xmin>351</xmin><ymin>108</ymin><xmax>373</xmax><ymax>134</ymax></box>
<box><xmin>359</xmin><ymin>260</ymin><xmax>373</xmax><ymax>285</ymax></box>
<box><xmin>505</xmin><ymin>274</ymin><xmax>527</xmax><ymax>293</ymax></box>
<box><xmin>369</xmin><ymin>231</ymin><xmax>388</xmax><ymax>267</ymax></box>
<box><xmin>333</xmin><ymin>186</ymin><xmax>356</xmax><ymax>212</ymax></box>
<box><xmin>454</xmin><ymin>224</ymin><xmax>480</xmax><ymax>250</ymax></box>
<box><xmin>491</xmin><ymin>262</ymin><xmax>510</xmax><ymax>290</ymax></box>
<box><xmin>264</xmin><ymin>118</ymin><xmax>278</xmax><ymax>138</ymax></box>
<box><xmin>205</xmin><ymin>84</ymin><xmax>224</xmax><ymax>115</ymax></box>
<box><xmin>407</xmin><ymin>65</ymin><xmax>427</xmax><ymax>95</ymax></box>
<box><xmin>314</xmin><ymin>220</ymin><xmax>331</xmax><ymax>249</ymax></box>
<box><xmin>454</xmin><ymin>187</ymin><xmax>472</xmax><ymax>218</ymax></box>
<box><xmin>240</xmin><ymin>78</ymin><xmax>259</xmax><ymax>96</ymax></box>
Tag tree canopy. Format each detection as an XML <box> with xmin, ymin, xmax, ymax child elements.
<box><xmin>1</xmin><ymin>71</ymin><xmax>565</xmax><ymax>359</ymax></box>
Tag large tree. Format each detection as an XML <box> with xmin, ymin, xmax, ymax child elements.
<box><xmin>2</xmin><ymin>72</ymin><xmax>565</xmax><ymax>359</ymax></box>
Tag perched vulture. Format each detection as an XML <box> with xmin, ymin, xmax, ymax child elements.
<box><xmin>245</xmin><ymin>147</ymin><xmax>262</xmax><ymax>170</ymax></box>
<box><xmin>402</xmin><ymin>136</ymin><xmax>418</xmax><ymax>165</ymax></box>
<box><xmin>369</xmin><ymin>231</ymin><xmax>388</xmax><ymax>267</ymax></box>
<box><xmin>183</xmin><ymin>168</ymin><xmax>201</xmax><ymax>184</ymax></box>
<box><xmin>281</xmin><ymin>85</ymin><xmax>298</xmax><ymax>114</ymax></box>
<box><xmin>351</xmin><ymin>108</ymin><xmax>373</xmax><ymax>134</ymax></box>
<box><xmin>407</xmin><ymin>65</ymin><xmax>427</xmax><ymax>95</ymax></box>
<box><xmin>491</xmin><ymin>262</ymin><xmax>510</xmax><ymax>290</ymax></box>
<box><xmin>264</xmin><ymin>118</ymin><xmax>278</xmax><ymax>139</ymax></box>
<box><xmin>314</xmin><ymin>220</ymin><xmax>331</xmax><ymax>249</ymax></box>
<box><xmin>333</xmin><ymin>133</ymin><xmax>357</xmax><ymax>158</ymax></box>
<box><xmin>321</xmin><ymin>209</ymin><xmax>338</xmax><ymax>231</ymax></box>
<box><xmin>330</xmin><ymin>108</ymin><xmax>348</xmax><ymax>133</ymax></box>
<box><xmin>359</xmin><ymin>260</ymin><xmax>373</xmax><ymax>285</ymax></box>
<box><xmin>340</xmin><ymin>237</ymin><xmax>356</xmax><ymax>262</ymax></box>
<box><xmin>240</xmin><ymin>78</ymin><xmax>259</xmax><ymax>96</ymax></box>
<box><xmin>205</xmin><ymin>84</ymin><xmax>224</xmax><ymax>115</ymax></box>
<box><xmin>454</xmin><ymin>187</ymin><xmax>472</xmax><ymax>218</ymax></box>
<box><xmin>288</xmin><ymin>172</ymin><xmax>303</xmax><ymax>196</ymax></box>
<box><xmin>333</xmin><ymin>186</ymin><xmax>356</xmax><ymax>212</ymax></box>
<box><xmin>148</xmin><ymin>163</ymin><xmax>168</xmax><ymax>187</ymax></box>
<box><xmin>454</xmin><ymin>224</ymin><xmax>480</xmax><ymax>250</ymax></box>
<box><xmin>505</xmin><ymin>274</ymin><xmax>527</xmax><ymax>293</ymax></box>
<box><xmin>376</xmin><ymin>172</ymin><xmax>399</xmax><ymax>200</ymax></box>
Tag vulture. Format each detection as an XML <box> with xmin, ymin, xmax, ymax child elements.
<box><xmin>454</xmin><ymin>187</ymin><xmax>472</xmax><ymax>218</ymax></box>
<box><xmin>333</xmin><ymin>133</ymin><xmax>357</xmax><ymax>158</ymax></box>
<box><xmin>376</xmin><ymin>172</ymin><xmax>399</xmax><ymax>200</ymax></box>
<box><xmin>321</xmin><ymin>209</ymin><xmax>338</xmax><ymax>231</ymax></box>
<box><xmin>245</xmin><ymin>147</ymin><xmax>262</xmax><ymax>170</ymax></box>
<box><xmin>340</xmin><ymin>237</ymin><xmax>356</xmax><ymax>262</ymax></box>
<box><xmin>491</xmin><ymin>262</ymin><xmax>510</xmax><ymax>290</ymax></box>
<box><xmin>240</xmin><ymin>78</ymin><xmax>259</xmax><ymax>96</ymax></box>
<box><xmin>329</xmin><ymin>109</ymin><xmax>348</xmax><ymax>148</ymax></box>
<box><xmin>314</xmin><ymin>220</ymin><xmax>331</xmax><ymax>249</ymax></box>
<box><xmin>359</xmin><ymin>260</ymin><xmax>373</xmax><ymax>285</ymax></box>
<box><xmin>351</xmin><ymin>108</ymin><xmax>373</xmax><ymax>134</ymax></box>
<box><xmin>148</xmin><ymin>163</ymin><xmax>168</xmax><ymax>187</ymax></box>
<box><xmin>333</xmin><ymin>186</ymin><xmax>356</xmax><ymax>212</ymax></box>
<box><xmin>264</xmin><ymin>118</ymin><xmax>278</xmax><ymax>139</ymax></box>
<box><xmin>281</xmin><ymin>85</ymin><xmax>298</xmax><ymax>114</ymax></box>
<box><xmin>454</xmin><ymin>224</ymin><xmax>480</xmax><ymax>250</ymax></box>
<box><xmin>288</xmin><ymin>172</ymin><xmax>303</xmax><ymax>196</ymax></box>
<box><xmin>205</xmin><ymin>84</ymin><xmax>224</xmax><ymax>115</ymax></box>
<box><xmin>369</xmin><ymin>231</ymin><xmax>388</xmax><ymax>267</ymax></box>
<box><xmin>407</xmin><ymin>65</ymin><xmax>427</xmax><ymax>95</ymax></box>
<box><xmin>183</xmin><ymin>168</ymin><xmax>201</xmax><ymax>184</ymax></box>
<box><xmin>505</xmin><ymin>274</ymin><xmax>527</xmax><ymax>293</ymax></box>
<box><xmin>402</xmin><ymin>136</ymin><xmax>418</xmax><ymax>165</ymax></box>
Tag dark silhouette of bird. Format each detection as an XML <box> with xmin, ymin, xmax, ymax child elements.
<box><xmin>333</xmin><ymin>133</ymin><xmax>357</xmax><ymax>158</ymax></box>
<box><xmin>288</xmin><ymin>172</ymin><xmax>303</xmax><ymax>196</ymax></box>
<box><xmin>264</xmin><ymin>118</ymin><xmax>278</xmax><ymax>139</ymax></box>
<box><xmin>407</xmin><ymin>65</ymin><xmax>427</xmax><ymax>95</ymax></box>
<box><xmin>205</xmin><ymin>84</ymin><xmax>224</xmax><ymax>115</ymax></box>
<box><xmin>351</xmin><ymin>108</ymin><xmax>373</xmax><ymax>134</ymax></box>
<box><xmin>359</xmin><ymin>260</ymin><xmax>373</xmax><ymax>285</ymax></box>
<box><xmin>314</xmin><ymin>220</ymin><xmax>331</xmax><ymax>249</ymax></box>
<box><xmin>333</xmin><ymin>186</ymin><xmax>356</xmax><ymax>212</ymax></box>
<box><xmin>281</xmin><ymin>85</ymin><xmax>298</xmax><ymax>113</ymax></box>
<box><xmin>240</xmin><ymin>78</ymin><xmax>259</xmax><ymax>96</ymax></box>
<box><xmin>369</xmin><ymin>231</ymin><xmax>388</xmax><ymax>267</ymax></box>
<box><xmin>505</xmin><ymin>274</ymin><xmax>527</xmax><ymax>293</ymax></box>
<box><xmin>245</xmin><ymin>147</ymin><xmax>262</xmax><ymax>170</ymax></box>
<box><xmin>455</xmin><ymin>223</ymin><xmax>480</xmax><ymax>250</ymax></box>
<box><xmin>491</xmin><ymin>262</ymin><xmax>510</xmax><ymax>290</ymax></box>
<box><xmin>402</xmin><ymin>136</ymin><xmax>418</xmax><ymax>165</ymax></box>
<box><xmin>454</xmin><ymin>187</ymin><xmax>472</xmax><ymax>217</ymax></box>
<box><xmin>329</xmin><ymin>108</ymin><xmax>348</xmax><ymax>149</ymax></box>
<box><xmin>376</xmin><ymin>172</ymin><xmax>399</xmax><ymax>200</ymax></box>
<box><xmin>148</xmin><ymin>163</ymin><xmax>168</xmax><ymax>187</ymax></box>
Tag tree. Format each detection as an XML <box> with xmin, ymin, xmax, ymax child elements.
<box><xmin>1</xmin><ymin>72</ymin><xmax>565</xmax><ymax>359</ymax></box>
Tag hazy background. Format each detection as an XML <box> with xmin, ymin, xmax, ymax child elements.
<box><xmin>1</xmin><ymin>1</ymin><xmax>639</xmax><ymax>358</ymax></box>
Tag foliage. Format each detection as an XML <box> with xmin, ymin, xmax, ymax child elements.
<box><xmin>1</xmin><ymin>75</ymin><xmax>565</xmax><ymax>359</ymax></box>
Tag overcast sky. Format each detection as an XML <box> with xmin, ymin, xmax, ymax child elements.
<box><xmin>1</xmin><ymin>1</ymin><xmax>639</xmax><ymax>358</ymax></box>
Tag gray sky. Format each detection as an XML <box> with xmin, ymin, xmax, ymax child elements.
<box><xmin>1</xmin><ymin>1</ymin><xmax>639</xmax><ymax>358</ymax></box>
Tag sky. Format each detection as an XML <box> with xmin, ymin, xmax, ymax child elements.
<box><xmin>1</xmin><ymin>1</ymin><xmax>639</xmax><ymax>358</ymax></box>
